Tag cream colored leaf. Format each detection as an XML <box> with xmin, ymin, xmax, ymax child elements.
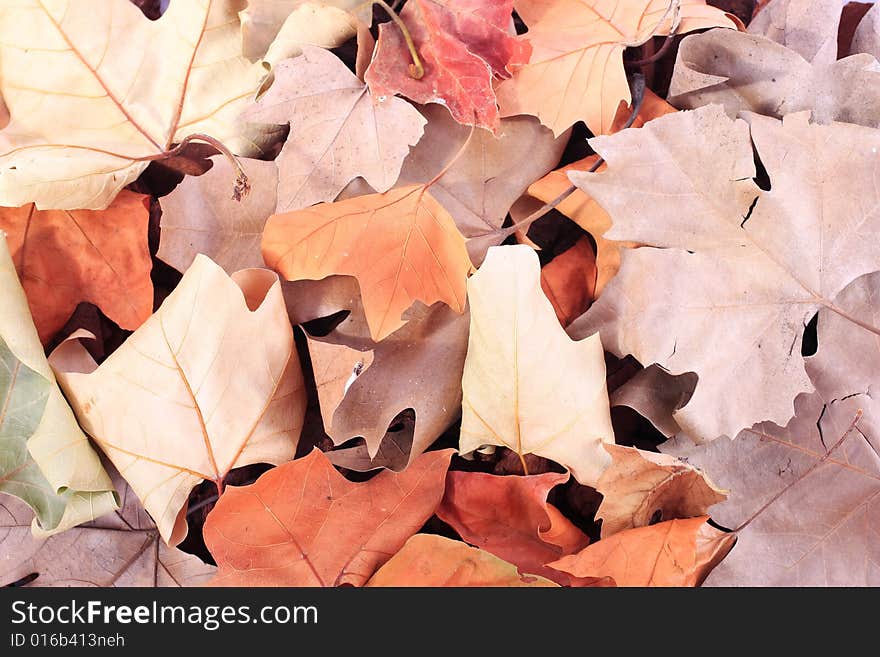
<box><xmin>748</xmin><ymin>0</ymin><xmax>840</xmax><ymax>64</ymax></box>
<box><xmin>0</xmin><ymin>0</ymin><xmax>264</xmax><ymax>210</ymax></box>
<box><xmin>568</xmin><ymin>106</ymin><xmax>880</xmax><ymax>441</ymax></box>
<box><xmin>460</xmin><ymin>245</ymin><xmax>614</xmax><ymax>485</ymax></box>
<box><xmin>49</xmin><ymin>256</ymin><xmax>306</xmax><ymax>545</ymax></box>
<box><xmin>852</xmin><ymin>3</ymin><xmax>880</xmax><ymax>59</ymax></box>
<box><xmin>245</xmin><ymin>46</ymin><xmax>426</xmax><ymax>212</ymax></box>
<box><xmin>0</xmin><ymin>233</ymin><xmax>116</xmax><ymax>535</ymax></box>
<box><xmin>260</xmin><ymin>3</ymin><xmax>358</xmax><ymax>70</ymax></box>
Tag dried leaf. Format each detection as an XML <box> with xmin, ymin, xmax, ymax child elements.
<box><xmin>259</xmin><ymin>3</ymin><xmax>358</xmax><ymax>70</ymax></box>
<box><xmin>205</xmin><ymin>448</ymin><xmax>453</xmax><ymax>586</ymax></box>
<box><xmin>1</xmin><ymin>191</ymin><xmax>152</xmax><ymax>343</ymax></box>
<box><xmin>569</xmin><ymin>106</ymin><xmax>880</xmax><ymax>441</ymax></box>
<box><xmin>852</xmin><ymin>3</ymin><xmax>880</xmax><ymax>58</ymax></box>
<box><xmin>0</xmin><ymin>235</ymin><xmax>116</xmax><ymax>535</ymax></box>
<box><xmin>437</xmin><ymin>471</ymin><xmax>590</xmax><ymax>583</ymax></box>
<box><xmin>365</xmin><ymin>0</ymin><xmax>529</xmax><ymax>133</ymax></box>
<box><xmin>549</xmin><ymin>517</ymin><xmax>735</xmax><ymax>586</ymax></box>
<box><xmin>245</xmin><ymin>46</ymin><xmax>426</xmax><ymax>212</ymax></box>
<box><xmin>366</xmin><ymin>534</ymin><xmax>558</xmax><ymax>587</ymax></box>
<box><xmin>263</xmin><ymin>185</ymin><xmax>471</xmax><ymax>341</ymax></box>
<box><xmin>610</xmin><ymin>365</ymin><xmax>697</xmax><ymax>438</ymax></box>
<box><xmin>49</xmin><ymin>256</ymin><xmax>306</xmax><ymax>545</ymax></box>
<box><xmin>596</xmin><ymin>444</ymin><xmax>726</xmax><ymax>538</ymax></box>
<box><xmin>540</xmin><ymin>237</ymin><xmax>598</xmax><ymax>327</ymax></box>
<box><xmin>0</xmin><ymin>0</ymin><xmax>264</xmax><ymax>209</ymax></box>
<box><xmin>460</xmin><ymin>245</ymin><xmax>614</xmax><ymax>486</ymax></box>
<box><xmin>496</xmin><ymin>0</ymin><xmax>739</xmax><ymax>136</ymax></box>
<box><xmin>748</xmin><ymin>0</ymin><xmax>840</xmax><ymax>64</ymax></box>
<box><xmin>158</xmin><ymin>157</ymin><xmax>278</xmax><ymax>273</ymax></box>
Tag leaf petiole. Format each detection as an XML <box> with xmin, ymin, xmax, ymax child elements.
<box><xmin>372</xmin><ymin>0</ymin><xmax>425</xmax><ymax>79</ymax></box>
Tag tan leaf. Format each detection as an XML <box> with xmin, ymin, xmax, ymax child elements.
<box><xmin>259</xmin><ymin>3</ymin><xmax>358</xmax><ymax>70</ymax></box>
<box><xmin>158</xmin><ymin>156</ymin><xmax>278</xmax><ymax>273</ymax></box>
<box><xmin>596</xmin><ymin>443</ymin><xmax>726</xmax><ymax>538</ymax></box>
<box><xmin>852</xmin><ymin>3</ymin><xmax>880</xmax><ymax>59</ymax></box>
<box><xmin>460</xmin><ymin>245</ymin><xmax>614</xmax><ymax>486</ymax></box>
<box><xmin>609</xmin><ymin>365</ymin><xmax>697</xmax><ymax>438</ymax></box>
<box><xmin>748</xmin><ymin>0</ymin><xmax>841</xmax><ymax>64</ymax></box>
<box><xmin>49</xmin><ymin>256</ymin><xmax>306</xmax><ymax>545</ymax></box>
<box><xmin>0</xmin><ymin>0</ymin><xmax>264</xmax><ymax>210</ymax></box>
<box><xmin>549</xmin><ymin>517</ymin><xmax>734</xmax><ymax>586</ymax></box>
<box><xmin>244</xmin><ymin>46</ymin><xmax>426</xmax><ymax>212</ymax></box>
<box><xmin>366</xmin><ymin>535</ymin><xmax>558</xmax><ymax>587</ymax></box>
<box><xmin>263</xmin><ymin>185</ymin><xmax>471</xmax><ymax>341</ymax></box>
<box><xmin>568</xmin><ymin>106</ymin><xmax>880</xmax><ymax>441</ymax></box>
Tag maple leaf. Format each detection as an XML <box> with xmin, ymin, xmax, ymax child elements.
<box><xmin>663</xmin><ymin>270</ymin><xmax>880</xmax><ymax>585</ymax></box>
<box><xmin>49</xmin><ymin>256</ymin><xmax>306</xmax><ymax>545</ymax></box>
<box><xmin>365</xmin><ymin>0</ymin><xmax>530</xmax><ymax>133</ymax></box>
<box><xmin>540</xmin><ymin>237</ymin><xmax>598</xmax><ymax>327</ymax></box>
<box><xmin>569</xmin><ymin>105</ymin><xmax>880</xmax><ymax>441</ymax></box>
<box><xmin>437</xmin><ymin>471</ymin><xmax>590</xmax><ymax>584</ymax></box>
<box><xmin>596</xmin><ymin>444</ymin><xmax>726</xmax><ymax>538</ymax></box>
<box><xmin>244</xmin><ymin>46</ymin><xmax>427</xmax><ymax>212</ymax></box>
<box><xmin>0</xmin><ymin>0</ymin><xmax>264</xmax><ymax>210</ymax></box>
<box><xmin>748</xmin><ymin>0</ymin><xmax>841</xmax><ymax>64</ymax></box>
<box><xmin>1</xmin><ymin>191</ymin><xmax>152</xmax><ymax>344</ymax></box>
<box><xmin>159</xmin><ymin>157</ymin><xmax>278</xmax><ymax>273</ymax></box>
<box><xmin>0</xmin><ymin>235</ymin><xmax>116</xmax><ymax>535</ymax></box>
<box><xmin>460</xmin><ymin>245</ymin><xmax>614</xmax><ymax>485</ymax></box>
<box><xmin>263</xmin><ymin>184</ymin><xmax>471</xmax><ymax>341</ymax></box>
<box><xmin>204</xmin><ymin>448</ymin><xmax>453</xmax><ymax>586</ymax></box>
<box><xmin>549</xmin><ymin>517</ymin><xmax>734</xmax><ymax>586</ymax></box>
<box><xmin>496</xmin><ymin>0</ymin><xmax>740</xmax><ymax>136</ymax></box>
<box><xmin>365</xmin><ymin>534</ymin><xmax>558</xmax><ymax>587</ymax></box>
<box><xmin>852</xmin><ymin>3</ymin><xmax>880</xmax><ymax>58</ymax></box>
<box><xmin>1</xmin><ymin>476</ymin><xmax>214</xmax><ymax>587</ymax></box>
<box><xmin>609</xmin><ymin>364</ymin><xmax>697</xmax><ymax>438</ymax></box>
<box><xmin>397</xmin><ymin>105</ymin><xmax>567</xmax><ymax>265</ymax></box>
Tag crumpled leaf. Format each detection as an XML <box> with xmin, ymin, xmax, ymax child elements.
<box><xmin>596</xmin><ymin>444</ymin><xmax>726</xmax><ymax>538</ymax></box>
<box><xmin>667</xmin><ymin>27</ymin><xmax>880</xmax><ymax>127</ymax></box>
<box><xmin>852</xmin><ymin>3</ymin><xmax>880</xmax><ymax>59</ymax></box>
<box><xmin>0</xmin><ymin>0</ymin><xmax>265</xmax><ymax>210</ymax></box>
<box><xmin>748</xmin><ymin>0</ymin><xmax>841</xmax><ymax>64</ymax></box>
<box><xmin>436</xmin><ymin>471</ymin><xmax>590</xmax><ymax>583</ymax></box>
<box><xmin>257</xmin><ymin>3</ymin><xmax>358</xmax><ymax>70</ymax></box>
<box><xmin>309</xmin><ymin>302</ymin><xmax>468</xmax><ymax>468</ymax></box>
<box><xmin>540</xmin><ymin>237</ymin><xmax>598</xmax><ymax>327</ymax></box>
<box><xmin>263</xmin><ymin>184</ymin><xmax>471</xmax><ymax>341</ymax></box>
<box><xmin>366</xmin><ymin>534</ymin><xmax>558</xmax><ymax>587</ymax></box>
<box><xmin>496</xmin><ymin>0</ymin><xmax>740</xmax><ymax>136</ymax></box>
<box><xmin>0</xmin><ymin>234</ymin><xmax>116</xmax><ymax>535</ymax></box>
<box><xmin>365</xmin><ymin>0</ymin><xmax>529</xmax><ymax>133</ymax></box>
<box><xmin>158</xmin><ymin>157</ymin><xmax>277</xmax><ymax>274</ymax></box>
<box><xmin>49</xmin><ymin>255</ymin><xmax>306</xmax><ymax>546</ymax></box>
<box><xmin>610</xmin><ymin>365</ymin><xmax>698</xmax><ymax>438</ymax></box>
<box><xmin>0</xmin><ymin>472</ymin><xmax>215</xmax><ymax>587</ymax></box>
<box><xmin>549</xmin><ymin>517</ymin><xmax>735</xmax><ymax>586</ymax></box>
<box><xmin>662</xmin><ymin>270</ymin><xmax>880</xmax><ymax>586</ymax></box>
<box><xmin>460</xmin><ymin>245</ymin><xmax>614</xmax><ymax>486</ymax></box>
<box><xmin>1</xmin><ymin>191</ymin><xmax>152</xmax><ymax>343</ymax></box>
<box><xmin>568</xmin><ymin>106</ymin><xmax>880</xmax><ymax>441</ymax></box>
<box><xmin>245</xmin><ymin>46</ymin><xmax>426</xmax><ymax>212</ymax></box>
<box><xmin>205</xmin><ymin>448</ymin><xmax>453</xmax><ymax>586</ymax></box>
<box><xmin>397</xmin><ymin>105</ymin><xmax>567</xmax><ymax>265</ymax></box>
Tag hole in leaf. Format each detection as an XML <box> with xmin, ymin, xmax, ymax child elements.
<box><xmin>802</xmin><ymin>311</ymin><xmax>818</xmax><ymax>357</ymax></box>
<box><xmin>302</xmin><ymin>310</ymin><xmax>351</xmax><ymax>337</ymax></box>
<box><xmin>649</xmin><ymin>509</ymin><xmax>663</xmax><ymax>525</ymax></box>
<box><xmin>752</xmin><ymin>143</ymin><xmax>771</xmax><ymax>191</ymax></box>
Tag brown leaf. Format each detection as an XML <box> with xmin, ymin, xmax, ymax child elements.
<box><xmin>365</xmin><ymin>534</ymin><xmax>557</xmax><ymax>587</ymax></box>
<box><xmin>1</xmin><ymin>191</ymin><xmax>152</xmax><ymax>344</ymax></box>
<box><xmin>596</xmin><ymin>444</ymin><xmax>726</xmax><ymax>538</ymax></box>
<box><xmin>205</xmin><ymin>449</ymin><xmax>453</xmax><ymax>586</ymax></box>
<box><xmin>540</xmin><ymin>237</ymin><xmax>598</xmax><ymax>327</ymax></box>
<box><xmin>549</xmin><ymin>517</ymin><xmax>735</xmax><ymax>586</ymax></box>
<box><xmin>609</xmin><ymin>365</ymin><xmax>698</xmax><ymax>438</ymax></box>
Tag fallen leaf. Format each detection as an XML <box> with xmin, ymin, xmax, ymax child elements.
<box><xmin>549</xmin><ymin>517</ymin><xmax>734</xmax><ymax>586</ymax></box>
<box><xmin>397</xmin><ymin>105</ymin><xmax>567</xmax><ymax>265</ymax></box>
<box><xmin>263</xmin><ymin>184</ymin><xmax>471</xmax><ymax>341</ymax></box>
<box><xmin>596</xmin><ymin>444</ymin><xmax>726</xmax><ymax>538</ymax></box>
<box><xmin>0</xmin><ymin>235</ymin><xmax>116</xmax><ymax>535</ymax></box>
<box><xmin>1</xmin><ymin>191</ymin><xmax>152</xmax><ymax>344</ymax></box>
<box><xmin>609</xmin><ymin>365</ymin><xmax>697</xmax><ymax>437</ymax></box>
<box><xmin>205</xmin><ymin>448</ymin><xmax>453</xmax><ymax>586</ymax></box>
<box><xmin>662</xmin><ymin>271</ymin><xmax>880</xmax><ymax>585</ymax></box>
<box><xmin>245</xmin><ymin>46</ymin><xmax>426</xmax><ymax>212</ymax></box>
<box><xmin>437</xmin><ymin>471</ymin><xmax>590</xmax><ymax>583</ymax></box>
<box><xmin>0</xmin><ymin>0</ymin><xmax>264</xmax><ymax>210</ymax></box>
<box><xmin>852</xmin><ymin>3</ymin><xmax>880</xmax><ymax>57</ymax></box>
<box><xmin>49</xmin><ymin>256</ymin><xmax>306</xmax><ymax>545</ymax></box>
<box><xmin>568</xmin><ymin>106</ymin><xmax>880</xmax><ymax>441</ymax></box>
<box><xmin>748</xmin><ymin>0</ymin><xmax>840</xmax><ymax>64</ymax></box>
<box><xmin>496</xmin><ymin>0</ymin><xmax>739</xmax><ymax>136</ymax></box>
<box><xmin>540</xmin><ymin>237</ymin><xmax>598</xmax><ymax>327</ymax></box>
<box><xmin>0</xmin><ymin>474</ymin><xmax>214</xmax><ymax>587</ymax></box>
<box><xmin>309</xmin><ymin>302</ymin><xmax>468</xmax><ymax>467</ymax></box>
<box><xmin>460</xmin><ymin>245</ymin><xmax>614</xmax><ymax>486</ymax></box>
<box><xmin>259</xmin><ymin>3</ymin><xmax>358</xmax><ymax>70</ymax></box>
<box><xmin>365</xmin><ymin>0</ymin><xmax>529</xmax><ymax>132</ymax></box>
<box><xmin>365</xmin><ymin>534</ymin><xmax>558</xmax><ymax>587</ymax></box>
<box><xmin>158</xmin><ymin>157</ymin><xmax>278</xmax><ymax>273</ymax></box>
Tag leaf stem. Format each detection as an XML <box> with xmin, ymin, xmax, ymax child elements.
<box><xmin>373</xmin><ymin>0</ymin><xmax>424</xmax><ymax>79</ymax></box>
<box><xmin>152</xmin><ymin>134</ymin><xmax>250</xmax><ymax>202</ymax></box>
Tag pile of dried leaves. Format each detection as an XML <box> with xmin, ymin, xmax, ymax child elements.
<box><xmin>2</xmin><ymin>0</ymin><xmax>878</xmax><ymax>588</ymax></box>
